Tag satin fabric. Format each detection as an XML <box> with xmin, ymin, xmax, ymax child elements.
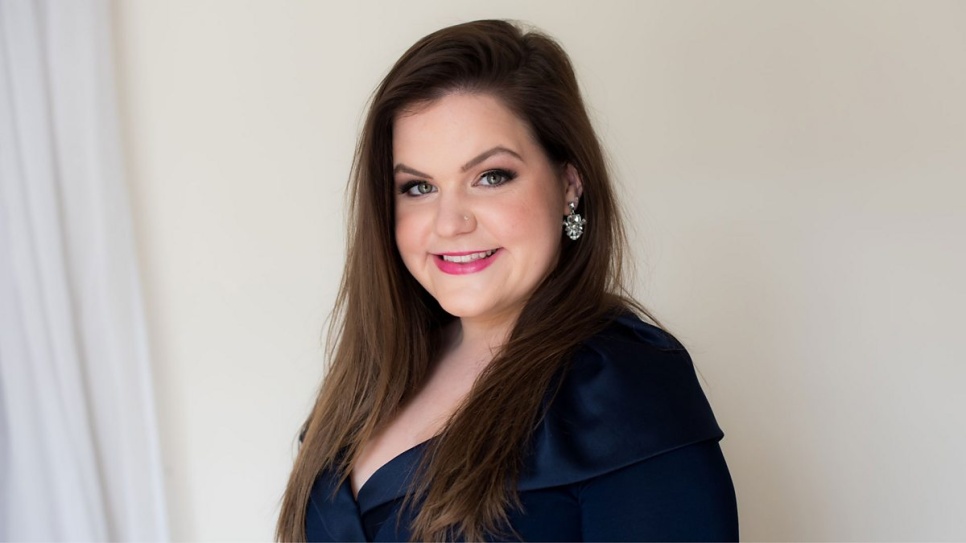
<box><xmin>305</xmin><ymin>314</ymin><xmax>738</xmax><ymax>541</ymax></box>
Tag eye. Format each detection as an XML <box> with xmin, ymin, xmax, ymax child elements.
<box><xmin>401</xmin><ymin>181</ymin><xmax>436</xmax><ymax>196</ymax></box>
<box><xmin>478</xmin><ymin>169</ymin><xmax>517</xmax><ymax>187</ymax></box>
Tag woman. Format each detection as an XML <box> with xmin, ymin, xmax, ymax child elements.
<box><xmin>278</xmin><ymin>20</ymin><xmax>737</xmax><ymax>542</ymax></box>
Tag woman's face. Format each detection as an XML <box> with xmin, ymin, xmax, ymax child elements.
<box><xmin>392</xmin><ymin>93</ymin><xmax>581</xmax><ymax>329</ymax></box>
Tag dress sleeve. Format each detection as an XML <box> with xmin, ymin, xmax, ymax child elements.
<box><xmin>519</xmin><ymin>314</ymin><xmax>727</xmax><ymax>491</ymax></box>
<box><xmin>577</xmin><ymin>439</ymin><xmax>739</xmax><ymax>542</ymax></box>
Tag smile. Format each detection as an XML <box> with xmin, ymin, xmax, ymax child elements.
<box><xmin>440</xmin><ymin>249</ymin><xmax>497</xmax><ymax>263</ymax></box>
<box><xmin>434</xmin><ymin>249</ymin><xmax>500</xmax><ymax>274</ymax></box>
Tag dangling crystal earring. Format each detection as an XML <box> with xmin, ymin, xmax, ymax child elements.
<box><xmin>563</xmin><ymin>201</ymin><xmax>586</xmax><ymax>240</ymax></box>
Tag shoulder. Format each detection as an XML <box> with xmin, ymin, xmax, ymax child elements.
<box><xmin>518</xmin><ymin>312</ymin><xmax>724</xmax><ymax>490</ymax></box>
<box><xmin>567</xmin><ymin>311</ymin><xmax>691</xmax><ymax>382</ymax></box>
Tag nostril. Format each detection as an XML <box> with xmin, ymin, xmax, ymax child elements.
<box><xmin>434</xmin><ymin>207</ymin><xmax>476</xmax><ymax>236</ymax></box>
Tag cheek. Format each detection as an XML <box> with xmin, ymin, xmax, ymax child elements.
<box><xmin>502</xmin><ymin>208</ymin><xmax>555</xmax><ymax>236</ymax></box>
<box><xmin>486</xmin><ymin>198</ymin><xmax>561</xmax><ymax>252</ymax></box>
<box><xmin>394</xmin><ymin>209</ymin><xmax>425</xmax><ymax>261</ymax></box>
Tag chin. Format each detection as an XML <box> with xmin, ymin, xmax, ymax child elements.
<box><xmin>437</xmin><ymin>301</ymin><xmax>486</xmax><ymax>319</ymax></box>
<box><xmin>434</xmin><ymin>297</ymin><xmax>497</xmax><ymax>320</ymax></box>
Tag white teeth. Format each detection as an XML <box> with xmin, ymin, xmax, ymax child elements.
<box><xmin>441</xmin><ymin>249</ymin><xmax>496</xmax><ymax>263</ymax></box>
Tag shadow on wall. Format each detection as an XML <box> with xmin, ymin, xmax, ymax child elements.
<box><xmin>668</xmin><ymin>210</ymin><xmax>965</xmax><ymax>540</ymax></box>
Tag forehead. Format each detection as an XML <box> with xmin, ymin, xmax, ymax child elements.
<box><xmin>392</xmin><ymin>93</ymin><xmax>539</xmax><ymax>166</ymax></box>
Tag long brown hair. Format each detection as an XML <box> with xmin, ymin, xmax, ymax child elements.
<box><xmin>277</xmin><ymin>19</ymin><xmax>649</xmax><ymax>541</ymax></box>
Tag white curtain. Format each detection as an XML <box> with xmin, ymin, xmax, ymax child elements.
<box><xmin>0</xmin><ymin>0</ymin><xmax>168</xmax><ymax>540</ymax></box>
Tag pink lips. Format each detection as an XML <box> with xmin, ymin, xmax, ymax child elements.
<box><xmin>433</xmin><ymin>249</ymin><xmax>501</xmax><ymax>274</ymax></box>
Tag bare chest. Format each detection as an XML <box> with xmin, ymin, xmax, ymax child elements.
<box><xmin>349</xmin><ymin>358</ymin><xmax>481</xmax><ymax>497</ymax></box>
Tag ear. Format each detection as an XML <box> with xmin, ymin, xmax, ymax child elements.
<box><xmin>561</xmin><ymin>163</ymin><xmax>584</xmax><ymax>213</ymax></box>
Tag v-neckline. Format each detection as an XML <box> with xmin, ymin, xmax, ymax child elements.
<box><xmin>352</xmin><ymin>438</ymin><xmax>434</xmax><ymax>510</ymax></box>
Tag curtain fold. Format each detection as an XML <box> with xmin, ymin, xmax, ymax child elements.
<box><xmin>0</xmin><ymin>0</ymin><xmax>169</xmax><ymax>540</ymax></box>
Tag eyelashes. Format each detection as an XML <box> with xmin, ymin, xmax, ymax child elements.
<box><xmin>399</xmin><ymin>180</ymin><xmax>435</xmax><ymax>196</ymax></box>
<box><xmin>478</xmin><ymin>168</ymin><xmax>517</xmax><ymax>187</ymax></box>
<box><xmin>397</xmin><ymin>168</ymin><xmax>518</xmax><ymax>196</ymax></box>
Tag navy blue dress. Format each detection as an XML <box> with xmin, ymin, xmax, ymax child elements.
<box><xmin>305</xmin><ymin>314</ymin><xmax>738</xmax><ymax>541</ymax></box>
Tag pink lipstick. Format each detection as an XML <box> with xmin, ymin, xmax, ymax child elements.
<box><xmin>433</xmin><ymin>249</ymin><xmax>500</xmax><ymax>274</ymax></box>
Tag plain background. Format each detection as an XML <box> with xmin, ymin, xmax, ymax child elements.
<box><xmin>112</xmin><ymin>1</ymin><xmax>965</xmax><ymax>540</ymax></box>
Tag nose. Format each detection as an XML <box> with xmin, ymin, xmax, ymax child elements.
<box><xmin>434</xmin><ymin>192</ymin><xmax>476</xmax><ymax>237</ymax></box>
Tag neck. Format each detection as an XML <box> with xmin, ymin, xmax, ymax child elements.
<box><xmin>441</xmin><ymin>312</ymin><xmax>518</xmax><ymax>372</ymax></box>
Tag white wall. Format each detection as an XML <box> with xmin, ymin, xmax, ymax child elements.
<box><xmin>112</xmin><ymin>1</ymin><xmax>966</xmax><ymax>540</ymax></box>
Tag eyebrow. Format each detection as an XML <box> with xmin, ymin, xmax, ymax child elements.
<box><xmin>393</xmin><ymin>146</ymin><xmax>523</xmax><ymax>179</ymax></box>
